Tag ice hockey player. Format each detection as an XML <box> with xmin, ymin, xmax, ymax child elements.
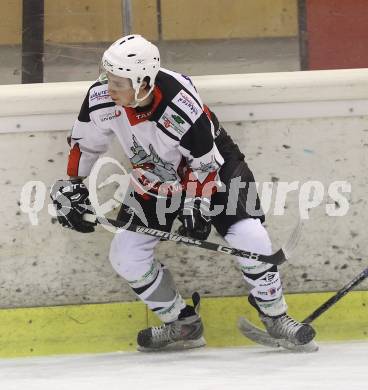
<box><xmin>50</xmin><ymin>34</ymin><xmax>316</xmax><ymax>351</ymax></box>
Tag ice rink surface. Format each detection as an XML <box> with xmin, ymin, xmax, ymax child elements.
<box><xmin>0</xmin><ymin>342</ymin><xmax>366</xmax><ymax>390</ymax></box>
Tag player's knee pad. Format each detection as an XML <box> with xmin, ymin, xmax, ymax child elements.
<box><xmin>109</xmin><ymin>229</ymin><xmax>159</xmax><ymax>281</ymax></box>
<box><xmin>225</xmin><ymin>218</ymin><xmax>273</xmax><ymax>274</ymax></box>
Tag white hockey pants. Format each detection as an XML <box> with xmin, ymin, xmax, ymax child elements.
<box><xmin>109</xmin><ymin>218</ymin><xmax>287</xmax><ymax>322</ymax></box>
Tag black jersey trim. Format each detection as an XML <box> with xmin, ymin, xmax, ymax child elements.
<box><xmin>155</xmin><ymin>70</ymin><xmax>202</xmax><ymax>110</ymax></box>
<box><xmin>160</xmin><ymin>70</ymin><xmax>202</xmax><ymax>108</ymax></box>
<box><xmin>77</xmin><ymin>93</ymin><xmax>91</xmax><ymax>123</ymax></box>
<box><xmin>167</xmin><ymin>102</ymin><xmax>193</xmax><ymax>125</ymax></box>
<box><xmin>79</xmin><ymin>101</ymin><xmax>116</xmax><ymax>123</ymax></box>
<box><xmin>179</xmin><ymin>112</ymin><xmax>214</xmax><ymax>158</ymax></box>
<box><xmin>156</xmin><ymin>123</ymin><xmax>180</xmax><ymax>142</ymax></box>
<box><xmin>89</xmin><ymin>102</ymin><xmax>116</xmax><ymax>114</ymax></box>
<box><xmin>78</xmin><ymin>80</ymin><xmax>110</xmax><ymax>123</ymax></box>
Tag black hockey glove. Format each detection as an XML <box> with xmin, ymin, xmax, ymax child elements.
<box><xmin>178</xmin><ymin>197</ymin><xmax>211</xmax><ymax>240</ymax></box>
<box><xmin>50</xmin><ymin>179</ymin><xmax>96</xmax><ymax>233</ymax></box>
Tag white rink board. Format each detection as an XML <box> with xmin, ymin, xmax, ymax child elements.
<box><xmin>0</xmin><ymin>69</ymin><xmax>367</xmax><ymax>307</ymax></box>
<box><xmin>2</xmin><ymin>68</ymin><xmax>368</xmax><ymax>132</ymax></box>
<box><xmin>1</xmin><ymin>117</ymin><xmax>367</xmax><ymax>307</ymax></box>
<box><xmin>0</xmin><ymin>342</ymin><xmax>367</xmax><ymax>390</ymax></box>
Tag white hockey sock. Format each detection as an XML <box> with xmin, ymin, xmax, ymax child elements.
<box><xmin>109</xmin><ymin>230</ymin><xmax>186</xmax><ymax>323</ymax></box>
<box><xmin>129</xmin><ymin>262</ymin><xmax>186</xmax><ymax>323</ymax></box>
<box><xmin>225</xmin><ymin>218</ymin><xmax>287</xmax><ymax>317</ymax></box>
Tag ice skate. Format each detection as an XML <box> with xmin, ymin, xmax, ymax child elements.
<box><xmin>239</xmin><ymin>294</ymin><xmax>318</xmax><ymax>352</ymax></box>
<box><xmin>248</xmin><ymin>294</ymin><xmax>316</xmax><ymax>345</ymax></box>
<box><xmin>137</xmin><ymin>292</ymin><xmax>206</xmax><ymax>352</ymax></box>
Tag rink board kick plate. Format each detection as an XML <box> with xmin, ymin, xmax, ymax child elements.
<box><xmin>0</xmin><ymin>291</ymin><xmax>366</xmax><ymax>358</ymax></box>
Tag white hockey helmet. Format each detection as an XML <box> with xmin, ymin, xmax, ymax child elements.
<box><xmin>100</xmin><ymin>34</ymin><xmax>160</xmax><ymax>105</ymax></box>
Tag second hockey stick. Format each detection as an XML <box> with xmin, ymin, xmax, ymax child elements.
<box><xmin>238</xmin><ymin>266</ymin><xmax>368</xmax><ymax>351</ymax></box>
<box><xmin>83</xmin><ymin>213</ymin><xmax>303</xmax><ymax>266</ymax></box>
<box><xmin>302</xmin><ymin>266</ymin><xmax>368</xmax><ymax>323</ymax></box>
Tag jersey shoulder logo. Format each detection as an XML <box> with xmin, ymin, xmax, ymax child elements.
<box><xmin>89</xmin><ymin>84</ymin><xmax>111</xmax><ymax>108</ymax></box>
<box><xmin>172</xmin><ymin>90</ymin><xmax>202</xmax><ymax>123</ymax></box>
<box><xmin>158</xmin><ymin>106</ymin><xmax>190</xmax><ymax>136</ymax></box>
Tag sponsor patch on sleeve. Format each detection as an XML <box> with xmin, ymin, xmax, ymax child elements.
<box><xmin>158</xmin><ymin>106</ymin><xmax>191</xmax><ymax>136</ymax></box>
<box><xmin>89</xmin><ymin>84</ymin><xmax>111</xmax><ymax>107</ymax></box>
<box><xmin>172</xmin><ymin>90</ymin><xmax>202</xmax><ymax>123</ymax></box>
<box><xmin>98</xmin><ymin>108</ymin><xmax>121</xmax><ymax>122</ymax></box>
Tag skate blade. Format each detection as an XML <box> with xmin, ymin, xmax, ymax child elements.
<box><xmin>137</xmin><ymin>336</ymin><xmax>206</xmax><ymax>352</ymax></box>
<box><xmin>275</xmin><ymin>338</ymin><xmax>319</xmax><ymax>353</ymax></box>
<box><xmin>238</xmin><ymin>317</ymin><xmax>319</xmax><ymax>353</ymax></box>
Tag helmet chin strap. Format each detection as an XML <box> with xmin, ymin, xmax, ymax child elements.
<box><xmin>127</xmin><ymin>85</ymin><xmax>154</xmax><ymax>108</ymax></box>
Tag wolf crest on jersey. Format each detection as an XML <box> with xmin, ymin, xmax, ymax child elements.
<box><xmin>198</xmin><ymin>158</ymin><xmax>219</xmax><ymax>173</ymax></box>
<box><xmin>130</xmin><ymin>135</ymin><xmax>178</xmax><ymax>182</ymax></box>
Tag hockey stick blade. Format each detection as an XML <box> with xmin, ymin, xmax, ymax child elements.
<box><xmin>238</xmin><ymin>317</ymin><xmax>319</xmax><ymax>353</ymax></box>
<box><xmin>83</xmin><ymin>214</ymin><xmax>289</xmax><ymax>265</ymax></box>
<box><xmin>281</xmin><ymin>217</ymin><xmax>303</xmax><ymax>259</ymax></box>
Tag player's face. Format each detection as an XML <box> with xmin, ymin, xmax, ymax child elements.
<box><xmin>105</xmin><ymin>73</ymin><xmax>136</xmax><ymax>107</ymax></box>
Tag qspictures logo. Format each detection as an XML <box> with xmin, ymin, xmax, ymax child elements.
<box><xmin>19</xmin><ymin>156</ymin><xmax>352</xmax><ymax>234</ymax></box>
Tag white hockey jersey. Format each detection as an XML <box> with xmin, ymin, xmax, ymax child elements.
<box><xmin>67</xmin><ymin>68</ymin><xmax>225</xmax><ymax>196</ymax></box>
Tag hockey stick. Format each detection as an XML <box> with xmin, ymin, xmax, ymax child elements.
<box><xmin>238</xmin><ymin>266</ymin><xmax>368</xmax><ymax>352</ymax></box>
<box><xmin>83</xmin><ymin>214</ymin><xmax>303</xmax><ymax>266</ymax></box>
<box><xmin>302</xmin><ymin>266</ymin><xmax>368</xmax><ymax>323</ymax></box>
